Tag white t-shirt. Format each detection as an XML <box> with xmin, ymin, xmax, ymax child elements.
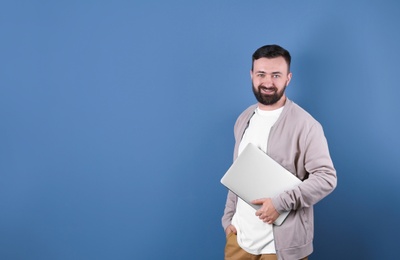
<box><xmin>231</xmin><ymin>106</ymin><xmax>283</xmax><ymax>255</ymax></box>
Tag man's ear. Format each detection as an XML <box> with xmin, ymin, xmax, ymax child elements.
<box><xmin>250</xmin><ymin>69</ymin><xmax>253</xmax><ymax>79</ymax></box>
<box><xmin>286</xmin><ymin>72</ymin><xmax>293</xmax><ymax>86</ymax></box>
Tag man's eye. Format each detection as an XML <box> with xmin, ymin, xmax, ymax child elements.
<box><xmin>272</xmin><ymin>74</ymin><xmax>280</xmax><ymax>78</ymax></box>
<box><xmin>257</xmin><ymin>74</ymin><xmax>265</xmax><ymax>78</ymax></box>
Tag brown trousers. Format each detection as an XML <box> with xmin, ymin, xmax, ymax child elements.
<box><xmin>225</xmin><ymin>233</ymin><xmax>308</xmax><ymax>260</ymax></box>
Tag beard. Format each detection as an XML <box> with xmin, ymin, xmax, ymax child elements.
<box><xmin>252</xmin><ymin>84</ymin><xmax>286</xmax><ymax>106</ymax></box>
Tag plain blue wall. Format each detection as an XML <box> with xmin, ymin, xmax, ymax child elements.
<box><xmin>1</xmin><ymin>1</ymin><xmax>400</xmax><ymax>259</ymax></box>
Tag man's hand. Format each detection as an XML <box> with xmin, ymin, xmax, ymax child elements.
<box><xmin>225</xmin><ymin>224</ymin><xmax>237</xmax><ymax>237</ymax></box>
<box><xmin>252</xmin><ymin>198</ymin><xmax>280</xmax><ymax>224</ymax></box>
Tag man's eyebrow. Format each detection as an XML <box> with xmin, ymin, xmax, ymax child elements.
<box><xmin>255</xmin><ymin>71</ymin><xmax>283</xmax><ymax>74</ymax></box>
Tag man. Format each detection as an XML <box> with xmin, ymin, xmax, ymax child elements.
<box><xmin>222</xmin><ymin>44</ymin><xmax>337</xmax><ymax>260</ymax></box>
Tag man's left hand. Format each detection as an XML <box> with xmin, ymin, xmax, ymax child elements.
<box><xmin>252</xmin><ymin>198</ymin><xmax>280</xmax><ymax>224</ymax></box>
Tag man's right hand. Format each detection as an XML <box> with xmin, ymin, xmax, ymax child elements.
<box><xmin>225</xmin><ymin>224</ymin><xmax>237</xmax><ymax>237</ymax></box>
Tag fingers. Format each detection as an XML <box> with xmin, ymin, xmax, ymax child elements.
<box><xmin>255</xmin><ymin>210</ymin><xmax>267</xmax><ymax>221</ymax></box>
<box><xmin>255</xmin><ymin>209</ymin><xmax>278</xmax><ymax>224</ymax></box>
<box><xmin>257</xmin><ymin>212</ymin><xmax>271</xmax><ymax>223</ymax></box>
<box><xmin>251</xmin><ymin>198</ymin><xmax>267</xmax><ymax>205</ymax></box>
<box><xmin>252</xmin><ymin>198</ymin><xmax>279</xmax><ymax>224</ymax></box>
<box><xmin>225</xmin><ymin>225</ymin><xmax>237</xmax><ymax>236</ymax></box>
<box><xmin>230</xmin><ymin>225</ymin><xmax>237</xmax><ymax>234</ymax></box>
<box><xmin>260</xmin><ymin>215</ymin><xmax>274</xmax><ymax>224</ymax></box>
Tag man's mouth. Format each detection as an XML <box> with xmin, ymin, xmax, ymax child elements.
<box><xmin>260</xmin><ymin>86</ymin><xmax>276</xmax><ymax>95</ymax></box>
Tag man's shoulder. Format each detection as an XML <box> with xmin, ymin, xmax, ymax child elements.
<box><xmin>285</xmin><ymin>100</ymin><xmax>318</xmax><ymax>124</ymax></box>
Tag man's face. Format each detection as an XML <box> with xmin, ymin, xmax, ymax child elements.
<box><xmin>251</xmin><ymin>57</ymin><xmax>292</xmax><ymax>110</ymax></box>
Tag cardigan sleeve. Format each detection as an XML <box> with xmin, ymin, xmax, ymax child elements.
<box><xmin>221</xmin><ymin>190</ymin><xmax>238</xmax><ymax>231</ymax></box>
<box><xmin>272</xmin><ymin>121</ymin><xmax>337</xmax><ymax>213</ymax></box>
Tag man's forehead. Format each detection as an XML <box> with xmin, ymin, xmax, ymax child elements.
<box><xmin>253</xmin><ymin>57</ymin><xmax>289</xmax><ymax>72</ymax></box>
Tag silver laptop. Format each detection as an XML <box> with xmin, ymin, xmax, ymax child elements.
<box><xmin>221</xmin><ymin>143</ymin><xmax>302</xmax><ymax>225</ymax></box>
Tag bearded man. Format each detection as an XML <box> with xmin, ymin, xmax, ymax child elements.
<box><xmin>222</xmin><ymin>44</ymin><xmax>337</xmax><ymax>260</ymax></box>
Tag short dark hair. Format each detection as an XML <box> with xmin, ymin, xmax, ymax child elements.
<box><xmin>252</xmin><ymin>44</ymin><xmax>291</xmax><ymax>71</ymax></box>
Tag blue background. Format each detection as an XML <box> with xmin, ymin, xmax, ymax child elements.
<box><xmin>1</xmin><ymin>1</ymin><xmax>400</xmax><ymax>259</ymax></box>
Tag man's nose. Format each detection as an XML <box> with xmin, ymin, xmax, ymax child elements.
<box><xmin>261</xmin><ymin>75</ymin><xmax>273</xmax><ymax>86</ymax></box>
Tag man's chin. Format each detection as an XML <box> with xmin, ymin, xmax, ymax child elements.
<box><xmin>260</xmin><ymin>96</ymin><xmax>279</xmax><ymax>105</ymax></box>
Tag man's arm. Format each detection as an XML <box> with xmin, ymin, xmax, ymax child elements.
<box><xmin>272</xmin><ymin>122</ymin><xmax>337</xmax><ymax>213</ymax></box>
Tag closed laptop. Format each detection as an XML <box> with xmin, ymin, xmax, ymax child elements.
<box><xmin>221</xmin><ymin>143</ymin><xmax>302</xmax><ymax>225</ymax></box>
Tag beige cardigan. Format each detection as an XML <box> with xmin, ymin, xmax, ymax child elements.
<box><xmin>222</xmin><ymin>99</ymin><xmax>337</xmax><ymax>260</ymax></box>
